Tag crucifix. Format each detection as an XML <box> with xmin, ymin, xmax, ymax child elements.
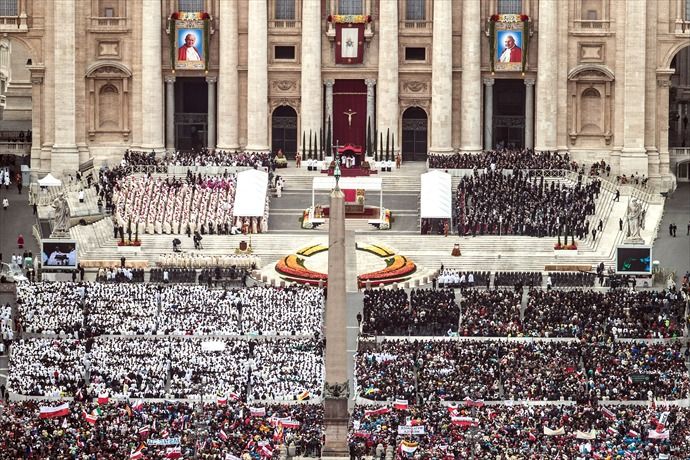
<box><xmin>343</xmin><ymin>109</ymin><xmax>357</xmax><ymax>127</ymax></box>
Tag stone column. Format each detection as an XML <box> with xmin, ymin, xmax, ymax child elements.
<box><xmin>28</xmin><ymin>65</ymin><xmax>45</xmax><ymax>175</ymax></box>
<box><xmin>300</xmin><ymin>0</ymin><xmax>322</xmax><ymax>153</ymax></box>
<box><xmin>51</xmin><ymin>0</ymin><xmax>79</xmax><ymax>174</ymax></box>
<box><xmin>376</xmin><ymin>0</ymin><xmax>399</xmax><ymax>150</ymax></box>
<box><xmin>460</xmin><ymin>0</ymin><xmax>481</xmax><ymax>152</ymax></box>
<box><xmin>657</xmin><ymin>71</ymin><xmax>674</xmax><ymax>190</ymax></box>
<box><xmin>430</xmin><ymin>0</ymin><xmax>453</xmax><ymax>153</ymax></box>
<box><xmin>217</xmin><ymin>0</ymin><xmax>239</xmax><ymax>150</ymax></box>
<box><xmin>535</xmin><ymin>0</ymin><xmax>558</xmax><ymax>151</ymax></box>
<box><xmin>325</xmin><ymin>79</ymin><xmax>335</xmax><ymax>146</ymax></box>
<box><xmin>165</xmin><ymin>75</ymin><xmax>175</xmax><ymax>151</ymax></box>
<box><xmin>140</xmin><ymin>0</ymin><xmax>164</xmax><ymax>152</ymax></box>
<box><xmin>524</xmin><ymin>79</ymin><xmax>535</xmax><ymax>149</ymax></box>
<box><xmin>621</xmin><ymin>0</ymin><xmax>647</xmax><ymax>176</ymax></box>
<box><xmin>483</xmin><ymin>78</ymin><xmax>494</xmax><ymax>151</ymax></box>
<box><xmin>207</xmin><ymin>76</ymin><xmax>217</xmax><ymax>150</ymax></box>
<box><xmin>365</xmin><ymin>79</ymin><xmax>376</xmax><ymax>135</ymax></box>
<box><xmin>246</xmin><ymin>0</ymin><xmax>269</xmax><ymax>151</ymax></box>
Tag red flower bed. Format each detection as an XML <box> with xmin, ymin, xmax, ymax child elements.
<box><xmin>357</xmin><ymin>256</ymin><xmax>416</xmax><ymax>287</ymax></box>
<box><xmin>275</xmin><ymin>255</ymin><xmax>327</xmax><ymax>282</ymax></box>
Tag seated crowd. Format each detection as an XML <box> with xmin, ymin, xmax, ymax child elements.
<box><xmin>435</xmin><ymin>269</ymin><xmax>489</xmax><ymax>289</ymax></box>
<box><xmin>455</xmin><ymin>170</ymin><xmax>601</xmax><ymax>237</ymax></box>
<box><xmin>122</xmin><ymin>148</ymin><xmax>271</xmax><ymax>168</ymax></box>
<box><xmin>355</xmin><ymin>340</ymin><xmax>689</xmax><ymax>403</ymax></box>
<box><xmin>428</xmin><ymin>149</ymin><xmax>577</xmax><ymax>170</ymax></box>
<box><xmin>15</xmin><ymin>282</ymin><xmax>324</xmax><ymax>337</ymax></box>
<box><xmin>0</xmin><ymin>400</ymin><xmax>323</xmax><ymax>458</ymax></box>
<box><xmin>361</xmin><ymin>288</ymin><xmax>459</xmax><ymax>336</ymax></box>
<box><xmin>548</xmin><ymin>270</ymin><xmax>596</xmax><ymax>287</ymax></box>
<box><xmin>8</xmin><ymin>336</ymin><xmax>324</xmax><ymax>403</ymax></box>
<box><xmin>494</xmin><ymin>271</ymin><xmax>543</xmax><ymax>288</ymax></box>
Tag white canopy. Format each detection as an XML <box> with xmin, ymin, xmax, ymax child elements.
<box><xmin>37</xmin><ymin>173</ymin><xmax>62</xmax><ymax>187</ymax></box>
<box><xmin>312</xmin><ymin>176</ymin><xmax>382</xmax><ymax>192</ymax></box>
<box><xmin>420</xmin><ymin>170</ymin><xmax>452</xmax><ymax>219</ymax></box>
<box><xmin>233</xmin><ymin>169</ymin><xmax>268</xmax><ymax>217</ymax></box>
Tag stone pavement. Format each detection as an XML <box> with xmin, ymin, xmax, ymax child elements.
<box><xmin>652</xmin><ymin>182</ymin><xmax>690</xmax><ymax>281</ymax></box>
<box><xmin>0</xmin><ymin>185</ymin><xmax>39</xmax><ymax>268</ymax></box>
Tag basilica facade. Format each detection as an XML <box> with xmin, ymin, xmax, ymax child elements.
<box><xmin>3</xmin><ymin>0</ymin><xmax>690</xmax><ymax>187</ymax></box>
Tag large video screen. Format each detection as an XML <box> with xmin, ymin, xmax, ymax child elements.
<box><xmin>41</xmin><ymin>240</ymin><xmax>78</xmax><ymax>269</ymax></box>
<box><xmin>615</xmin><ymin>246</ymin><xmax>652</xmax><ymax>275</ymax></box>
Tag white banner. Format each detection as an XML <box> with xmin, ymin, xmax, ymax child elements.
<box><xmin>398</xmin><ymin>425</ymin><xmax>425</xmax><ymax>435</ymax></box>
<box><xmin>341</xmin><ymin>27</ymin><xmax>359</xmax><ymax>59</ymax></box>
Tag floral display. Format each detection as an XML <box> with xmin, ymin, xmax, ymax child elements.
<box><xmin>275</xmin><ymin>255</ymin><xmax>328</xmax><ymax>286</ymax></box>
<box><xmin>355</xmin><ymin>243</ymin><xmax>395</xmax><ymax>258</ymax></box>
<box><xmin>297</xmin><ymin>245</ymin><xmax>328</xmax><ymax>257</ymax></box>
<box><xmin>357</xmin><ymin>255</ymin><xmax>416</xmax><ymax>288</ymax></box>
<box><xmin>327</xmin><ymin>14</ymin><xmax>372</xmax><ymax>24</ymax></box>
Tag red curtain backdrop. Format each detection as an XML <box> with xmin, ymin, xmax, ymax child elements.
<box><xmin>333</xmin><ymin>79</ymin><xmax>367</xmax><ymax>149</ymax></box>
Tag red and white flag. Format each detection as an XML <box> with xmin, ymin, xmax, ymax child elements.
<box><xmin>82</xmin><ymin>410</ymin><xmax>98</xmax><ymax>425</ymax></box>
<box><xmin>364</xmin><ymin>407</ymin><xmax>390</xmax><ymax>417</ymax></box>
<box><xmin>139</xmin><ymin>427</ymin><xmax>150</xmax><ymax>439</ymax></box>
<box><xmin>393</xmin><ymin>399</ymin><xmax>408</xmax><ymax>410</ymax></box>
<box><xmin>648</xmin><ymin>429</ymin><xmax>670</xmax><ymax>440</ymax></box>
<box><xmin>39</xmin><ymin>403</ymin><xmax>70</xmax><ymax>419</ymax></box>
<box><xmin>132</xmin><ymin>400</ymin><xmax>144</xmax><ymax>412</ymax></box>
<box><xmin>250</xmin><ymin>407</ymin><xmax>266</xmax><ymax>417</ymax></box>
<box><xmin>601</xmin><ymin>407</ymin><xmax>616</xmax><ymax>421</ymax></box>
<box><xmin>281</xmin><ymin>419</ymin><xmax>300</xmax><ymax>429</ymax></box>
<box><xmin>260</xmin><ymin>444</ymin><xmax>274</xmax><ymax>458</ymax></box>
<box><xmin>97</xmin><ymin>393</ymin><xmax>109</xmax><ymax>405</ymax></box>
<box><xmin>219</xmin><ymin>429</ymin><xmax>228</xmax><ymax>441</ymax></box>
<box><xmin>627</xmin><ymin>429</ymin><xmax>640</xmax><ymax>438</ymax></box>
<box><xmin>130</xmin><ymin>451</ymin><xmax>144</xmax><ymax>460</ymax></box>
<box><xmin>463</xmin><ymin>397</ymin><xmax>485</xmax><ymax>408</ymax></box>
<box><xmin>606</xmin><ymin>426</ymin><xmax>619</xmax><ymax>436</ymax></box>
<box><xmin>451</xmin><ymin>416</ymin><xmax>479</xmax><ymax>427</ymax></box>
<box><xmin>166</xmin><ymin>447</ymin><xmax>182</xmax><ymax>459</ymax></box>
<box><xmin>229</xmin><ymin>392</ymin><xmax>241</xmax><ymax>401</ymax></box>
<box><xmin>217</xmin><ymin>395</ymin><xmax>228</xmax><ymax>406</ymax></box>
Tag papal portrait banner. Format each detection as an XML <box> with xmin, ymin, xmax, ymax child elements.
<box><xmin>489</xmin><ymin>14</ymin><xmax>529</xmax><ymax>73</ymax></box>
<box><xmin>329</xmin><ymin>15</ymin><xmax>370</xmax><ymax>65</ymax></box>
<box><xmin>169</xmin><ymin>11</ymin><xmax>211</xmax><ymax>71</ymax></box>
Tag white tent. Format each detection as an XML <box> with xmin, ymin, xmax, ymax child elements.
<box><xmin>420</xmin><ymin>170</ymin><xmax>452</xmax><ymax>225</ymax></box>
<box><xmin>233</xmin><ymin>169</ymin><xmax>268</xmax><ymax>217</ymax></box>
<box><xmin>37</xmin><ymin>173</ymin><xmax>62</xmax><ymax>187</ymax></box>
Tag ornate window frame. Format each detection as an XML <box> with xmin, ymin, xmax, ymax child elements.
<box><xmin>85</xmin><ymin>62</ymin><xmax>131</xmax><ymax>141</ymax></box>
<box><xmin>568</xmin><ymin>64</ymin><xmax>614</xmax><ymax>145</ymax></box>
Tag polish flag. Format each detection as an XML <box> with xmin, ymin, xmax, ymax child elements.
<box><xmin>97</xmin><ymin>393</ymin><xmax>109</xmax><ymax>405</ymax></box>
<box><xmin>627</xmin><ymin>429</ymin><xmax>640</xmax><ymax>438</ymax></box>
<box><xmin>601</xmin><ymin>407</ymin><xmax>616</xmax><ymax>421</ymax></box>
<box><xmin>250</xmin><ymin>407</ymin><xmax>266</xmax><ymax>417</ymax></box>
<box><xmin>139</xmin><ymin>427</ymin><xmax>150</xmax><ymax>439</ymax></box>
<box><xmin>82</xmin><ymin>411</ymin><xmax>98</xmax><ymax>425</ymax></box>
<box><xmin>132</xmin><ymin>400</ymin><xmax>144</xmax><ymax>412</ymax></box>
<box><xmin>39</xmin><ymin>403</ymin><xmax>70</xmax><ymax>419</ymax></box>
<box><xmin>129</xmin><ymin>451</ymin><xmax>144</xmax><ymax>460</ymax></box>
<box><xmin>451</xmin><ymin>416</ymin><xmax>479</xmax><ymax>427</ymax></box>
<box><xmin>606</xmin><ymin>426</ymin><xmax>619</xmax><ymax>436</ymax></box>
<box><xmin>229</xmin><ymin>392</ymin><xmax>241</xmax><ymax>401</ymax></box>
<box><xmin>217</xmin><ymin>395</ymin><xmax>228</xmax><ymax>406</ymax></box>
<box><xmin>364</xmin><ymin>407</ymin><xmax>390</xmax><ymax>417</ymax></box>
<box><xmin>219</xmin><ymin>429</ymin><xmax>228</xmax><ymax>441</ymax></box>
<box><xmin>281</xmin><ymin>419</ymin><xmax>301</xmax><ymax>429</ymax></box>
<box><xmin>393</xmin><ymin>399</ymin><xmax>408</xmax><ymax>410</ymax></box>
<box><xmin>260</xmin><ymin>444</ymin><xmax>274</xmax><ymax>458</ymax></box>
<box><xmin>463</xmin><ymin>397</ymin><xmax>485</xmax><ymax>407</ymax></box>
<box><xmin>166</xmin><ymin>447</ymin><xmax>182</xmax><ymax>459</ymax></box>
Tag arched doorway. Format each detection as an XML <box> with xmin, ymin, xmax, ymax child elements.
<box><xmin>271</xmin><ymin>106</ymin><xmax>297</xmax><ymax>159</ymax></box>
<box><xmin>401</xmin><ymin>107</ymin><xmax>427</xmax><ymax>161</ymax></box>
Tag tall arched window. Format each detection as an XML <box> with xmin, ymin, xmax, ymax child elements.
<box><xmin>497</xmin><ymin>0</ymin><xmax>522</xmax><ymax>14</ymax></box>
<box><xmin>338</xmin><ymin>0</ymin><xmax>362</xmax><ymax>15</ymax></box>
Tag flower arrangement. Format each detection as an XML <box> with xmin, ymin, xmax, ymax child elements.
<box><xmin>356</xmin><ymin>243</ymin><xmax>396</xmax><ymax>258</ymax></box>
<box><xmin>554</xmin><ymin>243</ymin><xmax>578</xmax><ymax>250</ymax></box>
<box><xmin>357</xmin><ymin>255</ymin><xmax>416</xmax><ymax>288</ymax></box>
<box><xmin>275</xmin><ymin>255</ymin><xmax>327</xmax><ymax>283</ymax></box>
<box><xmin>327</xmin><ymin>14</ymin><xmax>372</xmax><ymax>24</ymax></box>
<box><xmin>490</xmin><ymin>14</ymin><xmax>529</xmax><ymax>23</ymax></box>
<box><xmin>297</xmin><ymin>244</ymin><xmax>328</xmax><ymax>257</ymax></box>
<box><xmin>171</xmin><ymin>12</ymin><xmax>210</xmax><ymax>20</ymax></box>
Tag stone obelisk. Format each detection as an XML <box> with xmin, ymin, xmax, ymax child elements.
<box><xmin>322</xmin><ymin>162</ymin><xmax>349</xmax><ymax>455</ymax></box>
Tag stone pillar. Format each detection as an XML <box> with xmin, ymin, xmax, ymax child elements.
<box><xmin>325</xmin><ymin>79</ymin><xmax>335</xmax><ymax>147</ymax></box>
<box><xmin>140</xmin><ymin>0</ymin><xmax>164</xmax><ymax>152</ymax></box>
<box><xmin>165</xmin><ymin>75</ymin><xmax>175</xmax><ymax>151</ymax></box>
<box><xmin>300</xmin><ymin>0</ymin><xmax>322</xmax><ymax>153</ymax></box>
<box><xmin>51</xmin><ymin>0</ymin><xmax>79</xmax><ymax>174</ymax></box>
<box><xmin>246</xmin><ymin>0</ymin><xmax>269</xmax><ymax>151</ymax></box>
<box><xmin>535</xmin><ymin>0</ymin><xmax>558</xmax><ymax>151</ymax></box>
<box><xmin>430</xmin><ymin>0</ymin><xmax>453</xmax><ymax>153</ymax></box>
<box><xmin>460</xmin><ymin>0</ymin><xmax>481</xmax><ymax>152</ymax></box>
<box><xmin>657</xmin><ymin>70</ymin><xmax>674</xmax><ymax>190</ymax></box>
<box><xmin>483</xmin><ymin>78</ymin><xmax>494</xmax><ymax>151</ymax></box>
<box><xmin>524</xmin><ymin>79</ymin><xmax>535</xmax><ymax>149</ymax></box>
<box><xmin>620</xmin><ymin>0</ymin><xmax>647</xmax><ymax>176</ymax></box>
<box><xmin>322</xmin><ymin>184</ymin><xmax>349</xmax><ymax>455</ymax></box>
<box><xmin>365</xmin><ymin>79</ymin><xmax>376</xmax><ymax>136</ymax></box>
<box><xmin>28</xmin><ymin>65</ymin><xmax>45</xmax><ymax>175</ymax></box>
<box><xmin>376</xmin><ymin>0</ymin><xmax>399</xmax><ymax>149</ymax></box>
<box><xmin>207</xmin><ymin>76</ymin><xmax>217</xmax><ymax>150</ymax></box>
<box><xmin>217</xmin><ymin>0</ymin><xmax>239</xmax><ymax>150</ymax></box>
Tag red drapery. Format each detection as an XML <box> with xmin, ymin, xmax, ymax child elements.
<box><xmin>332</xmin><ymin>79</ymin><xmax>367</xmax><ymax>150</ymax></box>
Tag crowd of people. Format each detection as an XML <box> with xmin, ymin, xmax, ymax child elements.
<box><xmin>8</xmin><ymin>336</ymin><xmax>324</xmax><ymax>404</ymax></box>
<box><xmin>355</xmin><ymin>339</ymin><xmax>690</xmax><ymax>403</ymax></box>
<box><xmin>428</xmin><ymin>149</ymin><xmax>578</xmax><ymax>170</ymax></box>
<box><xmin>361</xmin><ymin>288</ymin><xmax>459</xmax><ymax>336</ymax></box>
<box><xmin>459</xmin><ymin>289</ymin><xmax>522</xmax><ymax>336</ymax></box>
<box><xmin>455</xmin><ymin>170</ymin><xmax>601</xmax><ymax>237</ymax></box>
<box><xmin>0</xmin><ymin>400</ymin><xmax>323</xmax><ymax>458</ymax></box>
<box><xmin>15</xmin><ymin>282</ymin><xmax>324</xmax><ymax>337</ymax></box>
<box><xmin>435</xmin><ymin>269</ymin><xmax>489</xmax><ymax>289</ymax></box>
<box><xmin>348</xmin><ymin>403</ymin><xmax>687</xmax><ymax>459</ymax></box>
<box><xmin>122</xmin><ymin>148</ymin><xmax>272</xmax><ymax>169</ymax></box>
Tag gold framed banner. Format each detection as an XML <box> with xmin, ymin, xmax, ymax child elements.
<box><xmin>169</xmin><ymin>12</ymin><xmax>210</xmax><ymax>71</ymax></box>
<box><xmin>489</xmin><ymin>14</ymin><xmax>529</xmax><ymax>73</ymax></box>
